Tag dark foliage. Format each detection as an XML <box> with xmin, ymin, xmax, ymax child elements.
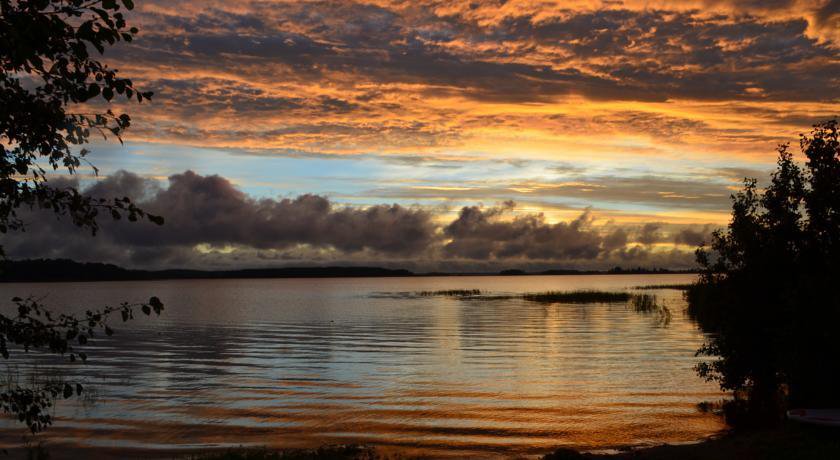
<box><xmin>0</xmin><ymin>0</ymin><xmax>162</xmax><ymax>241</ymax></box>
<box><xmin>0</xmin><ymin>296</ymin><xmax>162</xmax><ymax>432</ymax></box>
<box><xmin>688</xmin><ymin>120</ymin><xmax>840</xmax><ymax>426</ymax></box>
<box><xmin>1</xmin><ymin>0</ymin><xmax>164</xmax><ymax>432</ymax></box>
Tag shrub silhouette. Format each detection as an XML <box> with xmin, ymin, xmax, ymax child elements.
<box><xmin>1</xmin><ymin>0</ymin><xmax>163</xmax><ymax>432</ymax></box>
<box><xmin>688</xmin><ymin>120</ymin><xmax>840</xmax><ymax>426</ymax></box>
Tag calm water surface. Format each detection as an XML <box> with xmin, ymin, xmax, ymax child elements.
<box><xmin>0</xmin><ymin>275</ymin><xmax>724</xmax><ymax>458</ymax></box>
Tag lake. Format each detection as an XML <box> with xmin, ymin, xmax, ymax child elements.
<box><xmin>0</xmin><ymin>274</ymin><xmax>724</xmax><ymax>458</ymax></box>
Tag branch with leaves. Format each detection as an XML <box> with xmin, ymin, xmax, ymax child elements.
<box><xmin>1</xmin><ymin>0</ymin><xmax>160</xmax><ymax>243</ymax></box>
<box><xmin>1</xmin><ymin>0</ymin><xmax>166</xmax><ymax>434</ymax></box>
<box><xmin>0</xmin><ymin>296</ymin><xmax>164</xmax><ymax>433</ymax></box>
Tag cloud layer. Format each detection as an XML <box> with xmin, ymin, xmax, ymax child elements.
<box><xmin>78</xmin><ymin>0</ymin><xmax>834</xmax><ymax>168</ymax></box>
<box><xmin>3</xmin><ymin>171</ymin><xmax>715</xmax><ymax>270</ymax></box>
<box><xmin>20</xmin><ymin>1</ymin><xmax>833</xmax><ymax>263</ymax></box>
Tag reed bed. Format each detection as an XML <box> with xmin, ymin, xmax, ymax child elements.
<box><xmin>630</xmin><ymin>293</ymin><xmax>672</xmax><ymax>326</ymax></box>
<box><xmin>522</xmin><ymin>290</ymin><xmax>632</xmax><ymax>304</ymax></box>
<box><xmin>415</xmin><ymin>289</ymin><xmax>482</xmax><ymax>297</ymax></box>
<box><xmin>387</xmin><ymin>289</ymin><xmax>673</xmax><ymax>326</ymax></box>
<box><xmin>631</xmin><ymin>293</ymin><xmax>659</xmax><ymax>312</ymax></box>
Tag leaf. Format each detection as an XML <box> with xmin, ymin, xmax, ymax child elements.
<box><xmin>63</xmin><ymin>384</ymin><xmax>73</xmax><ymax>399</ymax></box>
<box><xmin>149</xmin><ymin>296</ymin><xmax>164</xmax><ymax>314</ymax></box>
<box><xmin>141</xmin><ymin>305</ymin><xmax>151</xmax><ymax>315</ymax></box>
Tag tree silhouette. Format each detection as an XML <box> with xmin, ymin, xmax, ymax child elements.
<box><xmin>1</xmin><ymin>0</ymin><xmax>163</xmax><ymax>432</ymax></box>
<box><xmin>689</xmin><ymin>120</ymin><xmax>840</xmax><ymax>426</ymax></box>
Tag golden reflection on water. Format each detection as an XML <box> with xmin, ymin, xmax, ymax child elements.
<box><xmin>0</xmin><ymin>275</ymin><xmax>724</xmax><ymax>458</ymax></box>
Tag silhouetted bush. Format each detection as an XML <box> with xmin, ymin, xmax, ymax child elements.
<box><xmin>1</xmin><ymin>0</ymin><xmax>163</xmax><ymax>433</ymax></box>
<box><xmin>688</xmin><ymin>120</ymin><xmax>840</xmax><ymax>427</ymax></box>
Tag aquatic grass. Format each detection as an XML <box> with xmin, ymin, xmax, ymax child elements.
<box><xmin>630</xmin><ymin>293</ymin><xmax>659</xmax><ymax>312</ymax></box>
<box><xmin>630</xmin><ymin>293</ymin><xmax>672</xmax><ymax>327</ymax></box>
<box><xmin>462</xmin><ymin>294</ymin><xmax>519</xmax><ymax>301</ymax></box>
<box><xmin>415</xmin><ymin>289</ymin><xmax>482</xmax><ymax>297</ymax></box>
<box><xmin>522</xmin><ymin>290</ymin><xmax>632</xmax><ymax>304</ymax></box>
<box><xmin>369</xmin><ymin>290</ymin><xmax>483</xmax><ymax>299</ymax></box>
<box><xmin>374</xmin><ymin>288</ymin><xmax>674</xmax><ymax>329</ymax></box>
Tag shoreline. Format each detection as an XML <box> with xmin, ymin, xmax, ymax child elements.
<box><xmin>9</xmin><ymin>425</ymin><xmax>840</xmax><ymax>460</ymax></box>
<box><xmin>1</xmin><ymin>259</ymin><xmax>696</xmax><ymax>283</ymax></box>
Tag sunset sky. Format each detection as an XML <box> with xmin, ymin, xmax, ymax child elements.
<box><xmin>10</xmin><ymin>0</ymin><xmax>840</xmax><ymax>271</ymax></box>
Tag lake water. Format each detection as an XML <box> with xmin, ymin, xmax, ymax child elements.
<box><xmin>0</xmin><ymin>274</ymin><xmax>724</xmax><ymax>458</ymax></box>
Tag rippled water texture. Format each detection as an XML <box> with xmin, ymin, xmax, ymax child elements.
<box><xmin>0</xmin><ymin>275</ymin><xmax>724</xmax><ymax>458</ymax></box>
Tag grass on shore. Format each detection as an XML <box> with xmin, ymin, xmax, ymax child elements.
<box><xmin>630</xmin><ymin>293</ymin><xmax>672</xmax><ymax>326</ymax></box>
<box><xmin>631</xmin><ymin>293</ymin><xmax>659</xmax><ymax>312</ymax></box>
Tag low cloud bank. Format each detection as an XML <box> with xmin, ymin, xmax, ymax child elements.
<box><xmin>2</xmin><ymin>170</ymin><xmax>714</xmax><ymax>270</ymax></box>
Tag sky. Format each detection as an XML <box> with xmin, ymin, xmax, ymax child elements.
<box><xmin>8</xmin><ymin>0</ymin><xmax>840</xmax><ymax>271</ymax></box>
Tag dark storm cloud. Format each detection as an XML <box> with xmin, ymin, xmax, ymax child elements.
<box><xmin>2</xmin><ymin>171</ymin><xmax>438</xmax><ymax>265</ymax></box>
<box><xmin>674</xmin><ymin>225</ymin><xmax>716</xmax><ymax>247</ymax></box>
<box><xmin>442</xmin><ymin>203</ymin><xmax>608</xmax><ymax>260</ymax></box>
<box><xmin>2</xmin><ymin>171</ymin><xmax>714</xmax><ymax>270</ymax></box>
<box><xmin>602</xmin><ymin>227</ymin><xmax>630</xmax><ymax>252</ymax></box>
<box><xmin>130</xmin><ymin>171</ymin><xmax>437</xmax><ymax>255</ymax></box>
<box><xmin>638</xmin><ymin>223</ymin><xmax>663</xmax><ymax>246</ymax></box>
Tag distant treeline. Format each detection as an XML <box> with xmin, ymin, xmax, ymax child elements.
<box><xmin>0</xmin><ymin>259</ymin><xmax>414</xmax><ymax>282</ymax></box>
<box><xmin>0</xmin><ymin>259</ymin><xmax>694</xmax><ymax>282</ymax></box>
<box><xmin>499</xmin><ymin>267</ymin><xmax>693</xmax><ymax>276</ymax></box>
